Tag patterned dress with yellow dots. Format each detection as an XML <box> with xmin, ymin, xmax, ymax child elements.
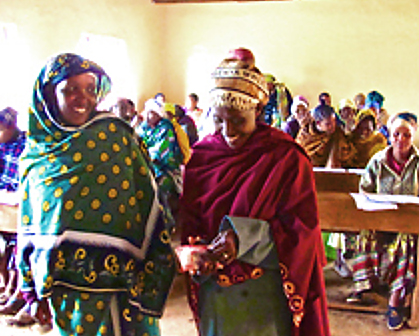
<box><xmin>17</xmin><ymin>53</ymin><xmax>176</xmax><ymax>336</ymax></box>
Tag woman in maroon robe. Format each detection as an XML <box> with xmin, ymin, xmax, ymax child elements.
<box><xmin>178</xmin><ymin>48</ymin><xmax>330</xmax><ymax>336</ymax></box>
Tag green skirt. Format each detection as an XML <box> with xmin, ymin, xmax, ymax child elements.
<box><xmin>50</xmin><ymin>286</ymin><xmax>160</xmax><ymax>336</ymax></box>
<box><xmin>198</xmin><ymin>269</ymin><xmax>291</xmax><ymax>336</ymax></box>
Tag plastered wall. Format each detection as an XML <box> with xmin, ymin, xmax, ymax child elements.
<box><xmin>1</xmin><ymin>0</ymin><xmax>419</xmax><ymax>143</ymax></box>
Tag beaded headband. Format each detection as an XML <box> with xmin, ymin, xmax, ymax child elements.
<box><xmin>209</xmin><ymin>57</ymin><xmax>269</xmax><ymax>111</ymax></box>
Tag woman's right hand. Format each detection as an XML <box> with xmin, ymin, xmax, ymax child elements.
<box><xmin>189</xmin><ymin>249</ymin><xmax>218</xmax><ymax>276</ymax></box>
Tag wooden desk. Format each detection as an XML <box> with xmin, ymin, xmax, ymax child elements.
<box><xmin>0</xmin><ymin>203</ymin><xmax>18</xmax><ymax>232</ymax></box>
<box><xmin>314</xmin><ymin>169</ymin><xmax>419</xmax><ymax>326</ymax></box>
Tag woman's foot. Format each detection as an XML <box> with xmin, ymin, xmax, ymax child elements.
<box><xmin>5</xmin><ymin>303</ymin><xmax>36</xmax><ymax>327</ymax></box>
<box><xmin>0</xmin><ymin>289</ymin><xmax>25</xmax><ymax>315</ymax></box>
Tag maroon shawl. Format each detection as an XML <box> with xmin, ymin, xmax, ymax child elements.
<box><xmin>179</xmin><ymin>123</ymin><xmax>330</xmax><ymax>336</ymax></box>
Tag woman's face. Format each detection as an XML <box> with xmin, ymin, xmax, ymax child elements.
<box><xmin>213</xmin><ymin>106</ymin><xmax>258</xmax><ymax>149</ymax></box>
<box><xmin>316</xmin><ymin>114</ymin><xmax>336</xmax><ymax>134</ymax></box>
<box><xmin>294</xmin><ymin>104</ymin><xmax>309</xmax><ymax>123</ymax></box>
<box><xmin>340</xmin><ymin>107</ymin><xmax>355</xmax><ymax>122</ymax></box>
<box><xmin>356</xmin><ymin>119</ymin><xmax>374</xmax><ymax>139</ymax></box>
<box><xmin>55</xmin><ymin>73</ymin><xmax>98</xmax><ymax>126</ymax></box>
<box><xmin>391</xmin><ymin>125</ymin><xmax>413</xmax><ymax>156</ymax></box>
<box><xmin>146</xmin><ymin>110</ymin><xmax>162</xmax><ymax>127</ymax></box>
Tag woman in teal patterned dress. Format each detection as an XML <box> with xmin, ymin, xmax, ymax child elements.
<box><xmin>17</xmin><ymin>53</ymin><xmax>176</xmax><ymax>336</ymax></box>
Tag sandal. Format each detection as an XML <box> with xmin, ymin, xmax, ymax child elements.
<box><xmin>5</xmin><ymin>310</ymin><xmax>36</xmax><ymax>327</ymax></box>
<box><xmin>0</xmin><ymin>296</ymin><xmax>26</xmax><ymax>315</ymax></box>
<box><xmin>387</xmin><ymin>306</ymin><xmax>406</xmax><ymax>331</ymax></box>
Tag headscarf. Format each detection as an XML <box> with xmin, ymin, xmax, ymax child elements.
<box><xmin>349</xmin><ymin>109</ymin><xmax>387</xmax><ymax>168</ymax></box>
<box><xmin>32</xmin><ymin>53</ymin><xmax>111</xmax><ymax>134</ymax></box>
<box><xmin>163</xmin><ymin>102</ymin><xmax>176</xmax><ymax>117</ymax></box>
<box><xmin>209</xmin><ymin>48</ymin><xmax>269</xmax><ymax>112</ymax></box>
<box><xmin>355</xmin><ymin>108</ymin><xmax>377</xmax><ymax>130</ymax></box>
<box><xmin>291</xmin><ymin>95</ymin><xmax>309</xmax><ymax>115</ymax></box>
<box><xmin>0</xmin><ymin>107</ymin><xmax>18</xmax><ymax>127</ymax></box>
<box><xmin>19</xmin><ymin>53</ymin><xmax>175</xmax><ymax>316</ymax></box>
<box><xmin>264</xmin><ymin>73</ymin><xmax>277</xmax><ymax>84</ymax></box>
<box><xmin>365</xmin><ymin>90</ymin><xmax>384</xmax><ymax>110</ymax></box>
<box><xmin>388</xmin><ymin>111</ymin><xmax>418</xmax><ymax>134</ymax></box>
<box><xmin>312</xmin><ymin>103</ymin><xmax>335</xmax><ymax>122</ymax></box>
<box><xmin>144</xmin><ymin>98</ymin><xmax>164</xmax><ymax>117</ymax></box>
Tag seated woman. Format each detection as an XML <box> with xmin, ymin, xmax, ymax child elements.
<box><xmin>347</xmin><ymin>112</ymin><xmax>419</xmax><ymax>331</ymax></box>
<box><xmin>17</xmin><ymin>53</ymin><xmax>175</xmax><ymax>336</ymax></box>
<box><xmin>348</xmin><ymin>109</ymin><xmax>387</xmax><ymax>168</ymax></box>
<box><xmin>296</xmin><ymin>103</ymin><xmax>356</xmax><ymax>168</ymax></box>
<box><xmin>296</xmin><ymin>103</ymin><xmax>357</xmax><ymax>273</ymax></box>
<box><xmin>281</xmin><ymin>95</ymin><xmax>310</xmax><ymax>139</ymax></box>
<box><xmin>337</xmin><ymin>98</ymin><xmax>357</xmax><ymax>135</ymax></box>
<box><xmin>178</xmin><ymin>47</ymin><xmax>330</xmax><ymax>336</ymax></box>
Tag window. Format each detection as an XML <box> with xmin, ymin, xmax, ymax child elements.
<box><xmin>76</xmin><ymin>33</ymin><xmax>137</xmax><ymax>110</ymax></box>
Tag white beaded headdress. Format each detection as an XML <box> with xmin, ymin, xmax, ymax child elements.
<box><xmin>209</xmin><ymin>48</ymin><xmax>269</xmax><ymax>111</ymax></box>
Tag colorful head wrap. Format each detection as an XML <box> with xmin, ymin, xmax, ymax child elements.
<box><xmin>31</xmin><ymin>53</ymin><xmax>111</xmax><ymax>137</ymax></box>
<box><xmin>355</xmin><ymin>108</ymin><xmax>377</xmax><ymax>129</ymax></box>
<box><xmin>264</xmin><ymin>73</ymin><xmax>277</xmax><ymax>84</ymax></box>
<box><xmin>312</xmin><ymin>104</ymin><xmax>335</xmax><ymax>122</ymax></box>
<box><xmin>291</xmin><ymin>95</ymin><xmax>309</xmax><ymax>115</ymax></box>
<box><xmin>163</xmin><ymin>103</ymin><xmax>176</xmax><ymax>115</ymax></box>
<box><xmin>0</xmin><ymin>107</ymin><xmax>18</xmax><ymax>127</ymax></box>
<box><xmin>365</xmin><ymin>90</ymin><xmax>384</xmax><ymax>109</ymax></box>
<box><xmin>144</xmin><ymin>98</ymin><xmax>164</xmax><ymax>117</ymax></box>
<box><xmin>209</xmin><ymin>48</ymin><xmax>269</xmax><ymax>112</ymax></box>
<box><xmin>388</xmin><ymin>111</ymin><xmax>418</xmax><ymax>134</ymax></box>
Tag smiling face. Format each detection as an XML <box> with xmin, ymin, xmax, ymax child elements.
<box><xmin>212</xmin><ymin>106</ymin><xmax>258</xmax><ymax>149</ymax></box>
<box><xmin>356</xmin><ymin>118</ymin><xmax>374</xmax><ymax>139</ymax></box>
<box><xmin>55</xmin><ymin>72</ymin><xmax>98</xmax><ymax>126</ymax></box>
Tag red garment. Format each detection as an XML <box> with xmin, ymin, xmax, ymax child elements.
<box><xmin>179</xmin><ymin>123</ymin><xmax>330</xmax><ymax>336</ymax></box>
<box><xmin>387</xmin><ymin>148</ymin><xmax>406</xmax><ymax>176</ymax></box>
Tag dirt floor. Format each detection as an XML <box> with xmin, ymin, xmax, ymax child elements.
<box><xmin>0</xmin><ymin>265</ymin><xmax>418</xmax><ymax>336</ymax></box>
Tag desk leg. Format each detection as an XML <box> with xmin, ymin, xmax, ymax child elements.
<box><xmin>410</xmin><ymin>241</ymin><xmax>419</xmax><ymax>327</ymax></box>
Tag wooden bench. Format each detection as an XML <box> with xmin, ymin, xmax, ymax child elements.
<box><xmin>314</xmin><ymin>168</ymin><xmax>419</xmax><ymax>326</ymax></box>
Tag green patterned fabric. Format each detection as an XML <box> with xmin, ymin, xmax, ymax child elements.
<box><xmin>137</xmin><ymin>118</ymin><xmax>183</xmax><ymax>182</ymax></box>
<box><xmin>17</xmin><ymin>54</ymin><xmax>176</xmax><ymax>332</ymax></box>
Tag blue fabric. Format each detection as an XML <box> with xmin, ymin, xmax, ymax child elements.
<box><xmin>0</xmin><ymin>131</ymin><xmax>26</xmax><ymax>191</ymax></box>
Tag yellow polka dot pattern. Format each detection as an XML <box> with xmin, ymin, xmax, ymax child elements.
<box><xmin>39</xmin><ymin>166</ymin><xmax>46</xmax><ymax>175</ymax></box>
<box><xmin>21</xmin><ymin>112</ymin><xmax>176</xmax><ymax>329</ymax></box>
